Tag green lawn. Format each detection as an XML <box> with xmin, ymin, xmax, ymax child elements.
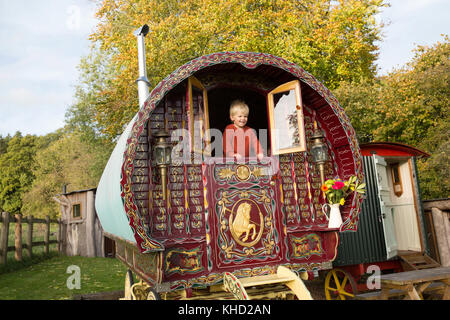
<box><xmin>0</xmin><ymin>254</ymin><xmax>128</xmax><ymax>300</ymax></box>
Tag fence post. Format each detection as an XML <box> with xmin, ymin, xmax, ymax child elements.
<box><xmin>61</xmin><ymin>221</ymin><xmax>67</xmax><ymax>255</ymax></box>
<box><xmin>44</xmin><ymin>216</ymin><xmax>50</xmax><ymax>255</ymax></box>
<box><xmin>26</xmin><ymin>215</ymin><xmax>33</xmax><ymax>258</ymax></box>
<box><xmin>57</xmin><ymin>218</ymin><xmax>61</xmax><ymax>253</ymax></box>
<box><xmin>15</xmin><ymin>214</ymin><xmax>22</xmax><ymax>261</ymax></box>
<box><xmin>0</xmin><ymin>212</ymin><xmax>10</xmax><ymax>264</ymax></box>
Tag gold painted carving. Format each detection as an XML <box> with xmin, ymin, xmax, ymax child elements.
<box><xmin>217</xmin><ymin>167</ymin><xmax>235</xmax><ymax>180</ymax></box>
<box><xmin>130</xmin><ymin>280</ymin><xmax>151</xmax><ymax>300</ymax></box>
<box><xmin>229</xmin><ymin>200</ymin><xmax>263</xmax><ymax>247</ymax></box>
<box><xmin>217</xmin><ymin>165</ymin><xmax>265</xmax><ymax>182</ymax></box>
<box><xmin>236</xmin><ymin>165</ymin><xmax>251</xmax><ymax>181</ymax></box>
<box><xmin>223</xmin><ymin>272</ymin><xmax>249</xmax><ymax>300</ymax></box>
<box><xmin>217</xmin><ymin>189</ymin><xmax>276</xmax><ymax>259</ymax></box>
<box><xmin>165</xmin><ymin>247</ymin><xmax>204</xmax><ymax>275</ymax></box>
<box><xmin>291</xmin><ymin>234</ymin><xmax>324</xmax><ymax>259</ymax></box>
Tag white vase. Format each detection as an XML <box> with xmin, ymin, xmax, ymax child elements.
<box><xmin>322</xmin><ymin>203</ymin><xmax>343</xmax><ymax>229</ymax></box>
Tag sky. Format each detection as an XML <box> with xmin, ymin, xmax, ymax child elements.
<box><xmin>0</xmin><ymin>0</ymin><xmax>449</xmax><ymax>137</ymax></box>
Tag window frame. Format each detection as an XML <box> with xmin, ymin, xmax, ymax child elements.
<box><xmin>187</xmin><ymin>76</ymin><xmax>211</xmax><ymax>156</ymax></box>
<box><xmin>267</xmin><ymin>80</ymin><xmax>306</xmax><ymax>155</ymax></box>
<box><xmin>72</xmin><ymin>203</ymin><xmax>82</xmax><ymax>220</ymax></box>
<box><xmin>391</xmin><ymin>163</ymin><xmax>403</xmax><ymax>197</ymax></box>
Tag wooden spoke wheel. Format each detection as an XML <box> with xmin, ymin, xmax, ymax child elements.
<box><xmin>325</xmin><ymin>268</ymin><xmax>358</xmax><ymax>300</ymax></box>
<box><xmin>123</xmin><ymin>269</ymin><xmax>135</xmax><ymax>300</ymax></box>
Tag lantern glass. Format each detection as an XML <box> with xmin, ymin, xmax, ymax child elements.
<box><xmin>153</xmin><ymin>130</ymin><xmax>172</xmax><ymax>166</ymax></box>
<box><xmin>164</xmin><ymin>145</ymin><xmax>172</xmax><ymax>164</ymax></box>
<box><xmin>311</xmin><ymin>143</ymin><xmax>328</xmax><ymax>163</ymax></box>
<box><xmin>154</xmin><ymin>146</ymin><xmax>165</xmax><ymax>166</ymax></box>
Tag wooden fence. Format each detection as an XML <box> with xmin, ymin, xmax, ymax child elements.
<box><xmin>0</xmin><ymin>212</ymin><xmax>63</xmax><ymax>265</ymax></box>
<box><xmin>423</xmin><ymin>198</ymin><xmax>450</xmax><ymax>267</ymax></box>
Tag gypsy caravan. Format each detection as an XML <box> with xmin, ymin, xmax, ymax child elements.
<box><xmin>94</xmin><ymin>25</ymin><xmax>365</xmax><ymax>300</ymax></box>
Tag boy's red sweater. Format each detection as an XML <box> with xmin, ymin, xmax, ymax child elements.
<box><xmin>223</xmin><ymin>124</ymin><xmax>263</xmax><ymax>157</ymax></box>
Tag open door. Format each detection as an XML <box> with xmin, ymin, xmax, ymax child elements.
<box><xmin>373</xmin><ymin>155</ymin><xmax>398</xmax><ymax>259</ymax></box>
<box><xmin>187</xmin><ymin>76</ymin><xmax>210</xmax><ymax>155</ymax></box>
<box><xmin>267</xmin><ymin>80</ymin><xmax>306</xmax><ymax>155</ymax></box>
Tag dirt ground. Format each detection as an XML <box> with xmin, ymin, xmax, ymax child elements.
<box><xmin>305</xmin><ymin>278</ymin><xmax>327</xmax><ymax>300</ymax></box>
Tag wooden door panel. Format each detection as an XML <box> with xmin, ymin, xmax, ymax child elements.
<box><xmin>204</xmin><ymin>159</ymin><xmax>284</xmax><ymax>269</ymax></box>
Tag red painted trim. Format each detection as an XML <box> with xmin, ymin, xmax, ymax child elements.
<box><xmin>339</xmin><ymin>260</ymin><xmax>403</xmax><ymax>292</ymax></box>
<box><xmin>360</xmin><ymin>142</ymin><xmax>430</xmax><ymax>158</ymax></box>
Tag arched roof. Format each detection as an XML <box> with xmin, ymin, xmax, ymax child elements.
<box><xmin>360</xmin><ymin>142</ymin><xmax>430</xmax><ymax>158</ymax></box>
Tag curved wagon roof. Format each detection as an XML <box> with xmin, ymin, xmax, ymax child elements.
<box><xmin>95</xmin><ymin>51</ymin><xmax>364</xmax><ymax>253</ymax></box>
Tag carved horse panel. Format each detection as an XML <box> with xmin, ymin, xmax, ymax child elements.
<box><xmin>204</xmin><ymin>158</ymin><xmax>285</xmax><ymax>269</ymax></box>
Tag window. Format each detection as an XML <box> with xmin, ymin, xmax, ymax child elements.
<box><xmin>72</xmin><ymin>204</ymin><xmax>81</xmax><ymax>219</ymax></box>
<box><xmin>267</xmin><ymin>80</ymin><xmax>306</xmax><ymax>155</ymax></box>
<box><xmin>391</xmin><ymin>163</ymin><xmax>403</xmax><ymax>197</ymax></box>
<box><xmin>188</xmin><ymin>76</ymin><xmax>210</xmax><ymax>155</ymax></box>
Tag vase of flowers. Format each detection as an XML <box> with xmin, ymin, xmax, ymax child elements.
<box><xmin>321</xmin><ymin>175</ymin><xmax>365</xmax><ymax>229</ymax></box>
<box><xmin>322</xmin><ymin>203</ymin><xmax>343</xmax><ymax>229</ymax></box>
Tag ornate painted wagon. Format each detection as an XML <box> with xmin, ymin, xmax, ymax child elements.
<box><xmin>94</xmin><ymin>25</ymin><xmax>364</xmax><ymax>300</ymax></box>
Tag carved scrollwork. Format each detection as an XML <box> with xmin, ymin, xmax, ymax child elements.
<box><xmin>130</xmin><ymin>280</ymin><xmax>151</xmax><ymax>300</ymax></box>
<box><xmin>216</xmin><ymin>164</ymin><xmax>267</xmax><ymax>183</ymax></box>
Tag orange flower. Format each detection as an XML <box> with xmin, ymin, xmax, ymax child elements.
<box><xmin>321</xmin><ymin>184</ymin><xmax>328</xmax><ymax>192</ymax></box>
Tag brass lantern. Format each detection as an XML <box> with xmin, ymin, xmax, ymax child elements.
<box><xmin>153</xmin><ymin>130</ymin><xmax>172</xmax><ymax>200</ymax></box>
<box><xmin>310</xmin><ymin>121</ymin><xmax>328</xmax><ymax>185</ymax></box>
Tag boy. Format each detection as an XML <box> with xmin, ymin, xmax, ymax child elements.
<box><xmin>223</xmin><ymin>100</ymin><xmax>264</xmax><ymax>161</ymax></box>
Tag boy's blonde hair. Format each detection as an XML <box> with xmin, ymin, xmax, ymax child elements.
<box><xmin>229</xmin><ymin>100</ymin><xmax>249</xmax><ymax>116</ymax></box>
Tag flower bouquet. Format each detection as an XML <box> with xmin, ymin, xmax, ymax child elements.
<box><xmin>320</xmin><ymin>176</ymin><xmax>365</xmax><ymax>228</ymax></box>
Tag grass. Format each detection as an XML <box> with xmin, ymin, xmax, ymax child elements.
<box><xmin>1</xmin><ymin>220</ymin><xmax>129</xmax><ymax>300</ymax></box>
<box><xmin>0</xmin><ymin>254</ymin><xmax>129</xmax><ymax>300</ymax></box>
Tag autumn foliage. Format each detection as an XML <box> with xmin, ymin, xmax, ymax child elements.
<box><xmin>335</xmin><ymin>37</ymin><xmax>449</xmax><ymax>199</ymax></box>
<box><xmin>87</xmin><ymin>0</ymin><xmax>387</xmax><ymax>137</ymax></box>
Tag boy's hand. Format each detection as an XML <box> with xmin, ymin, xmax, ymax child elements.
<box><xmin>234</xmin><ymin>153</ymin><xmax>243</xmax><ymax>160</ymax></box>
<box><xmin>257</xmin><ymin>153</ymin><xmax>264</xmax><ymax>161</ymax></box>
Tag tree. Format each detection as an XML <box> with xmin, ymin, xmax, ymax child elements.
<box><xmin>0</xmin><ymin>134</ymin><xmax>12</xmax><ymax>155</ymax></box>
<box><xmin>0</xmin><ymin>133</ymin><xmax>38</xmax><ymax>214</ymax></box>
<box><xmin>335</xmin><ymin>36</ymin><xmax>450</xmax><ymax>199</ymax></box>
<box><xmin>76</xmin><ymin>0</ymin><xmax>387</xmax><ymax>138</ymax></box>
<box><xmin>22</xmin><ymin>131</ymin><xmax>113</xmax><ymax>219</ymax></box>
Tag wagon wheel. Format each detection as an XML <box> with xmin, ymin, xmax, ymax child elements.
<box><xmin>147</xmin><ymin>288</ymin><xmax>161</xmax><ymax>300</ymax></box>
<box><xmin>122</xmin><ymin>269</ymin><xmax>135</xmax><ymax>300</ymax></box>
<box><xmin>324</xmin><ymin>268</ymin><xmax>358</xmax><ymax>300</ymax></box>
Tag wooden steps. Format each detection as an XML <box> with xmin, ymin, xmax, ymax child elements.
<box><xmin>223</xmin><ymin>266</ymin><xmax>313</xmax><ymax>300</ymax></box>
<box><xmin>398</xmin><ymin>251</ymin><xmax>440</xmax><ymax>271</ymax></box>
<box><xmin>239</xmin><ymin>274</ymin><xmax>295</xmax><ymax>287</ymax></box>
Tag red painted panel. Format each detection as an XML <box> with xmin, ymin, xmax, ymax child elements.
<box><xmin>204</xmin><ymin>158</ymin><xmax>285</xmax><ymax>270</ymax></box>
